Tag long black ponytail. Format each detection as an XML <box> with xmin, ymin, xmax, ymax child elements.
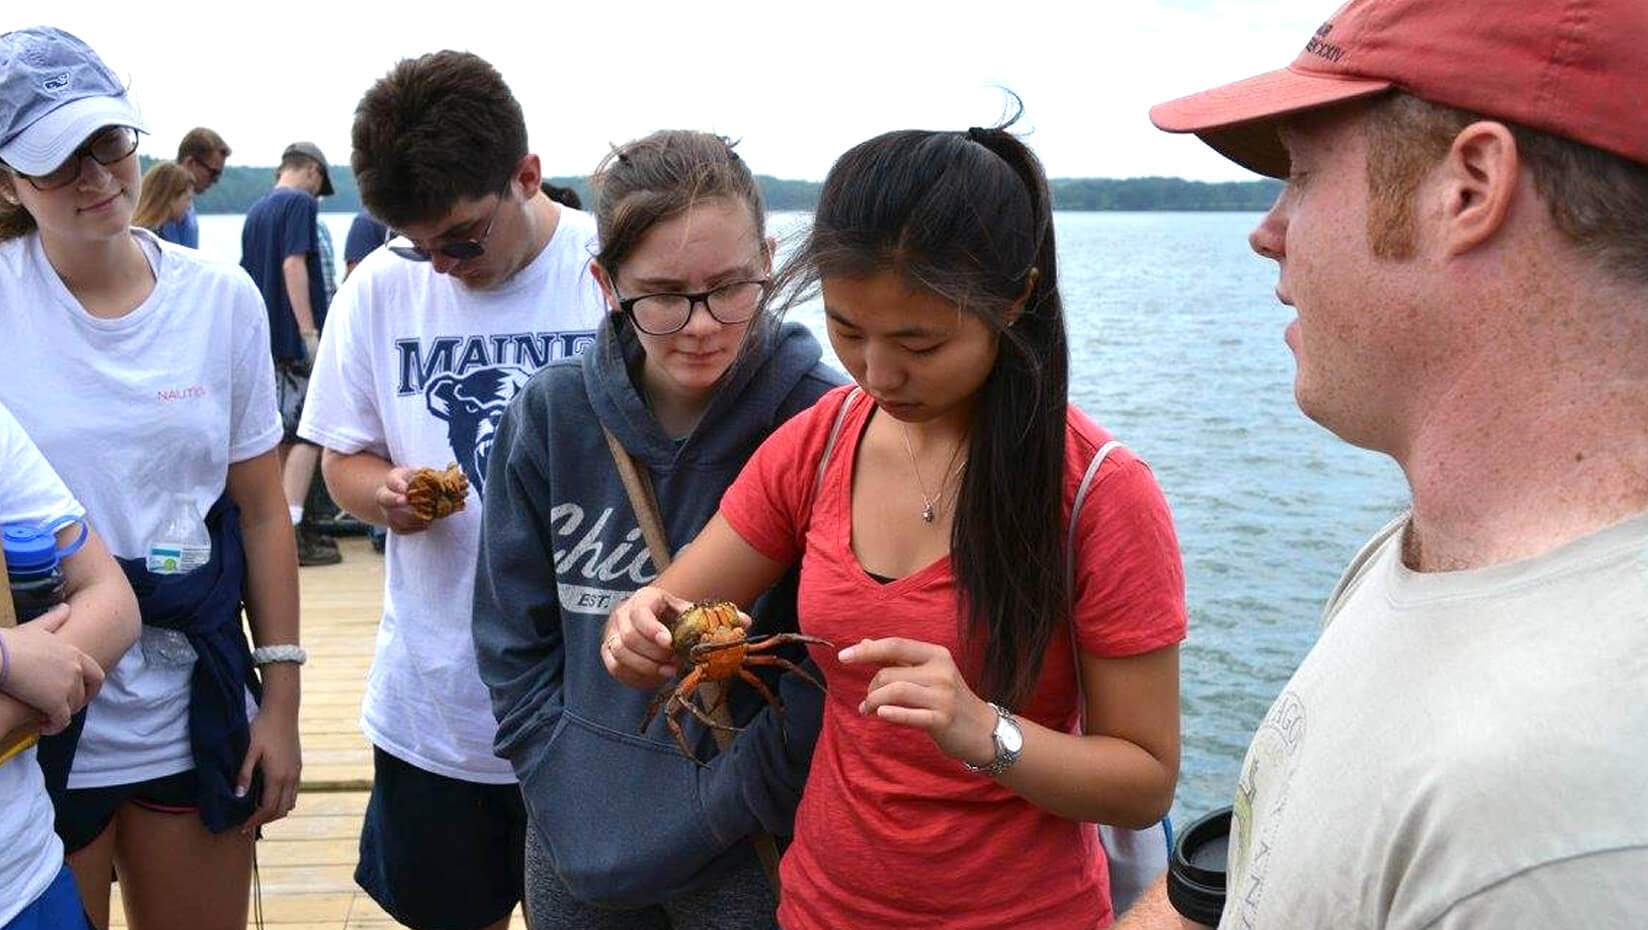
<box><xmin>773</xmin><ymin>103</ymin><xmax>1069</xmax><ymax>708</ymax></box>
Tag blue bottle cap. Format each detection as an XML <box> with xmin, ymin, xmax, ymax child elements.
<box><xmin>2</xmin><ymin>522</ymin><xmax>60</xmax><ymax>575</ymax></box>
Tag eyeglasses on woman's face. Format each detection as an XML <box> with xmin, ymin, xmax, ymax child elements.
<box><xmin>614</xmin><ymin>278</ymin><xmax>771</xmax><ymax>335</ymax></box>
<box><xmin>386</xmin><ymin>190</ymin><xmax>508</xmax><ymax>262</ymax></box>
<box><xmin>18</xmin><ymin>126</ymin><xmax>139</xmax><ymax>191</ymax></box>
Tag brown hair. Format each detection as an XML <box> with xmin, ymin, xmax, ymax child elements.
<box><xmin>1365</xmin><ymin>92</ymin><xmax>1648</xmax><ymax>283</ymax></box>
<box><xmin>177</xmin><ymin>127</ymin><xmax>230</xmax><ymax>163</ymax></box>
<box><xmin>132</xmin><ymin>161</ymin><xmax>193</xmax><ymax>230</ymax></box>
<box><xmin>351</xmin><ymin>51</ymin><xmax>527</xmax><ymax>229</ymax></box>
<box><xmin>0</xmin><ymin>170</ymin><xmax>35</xmax><ymax>241</ymax></box>
<box><xmin>590</xmin><ymin>131</ymin><xmax>766</xmax><ymax>277</ymax></box>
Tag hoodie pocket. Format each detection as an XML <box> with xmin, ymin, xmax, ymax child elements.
<box><xmin>518</xmin><ymin>707</ymin><xmax>731</xmax><ymax>908</ymax></box>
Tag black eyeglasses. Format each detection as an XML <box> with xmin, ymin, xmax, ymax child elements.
<box><xmin>615</xmin><ymin>279</ymin><xmax>771</xmax><ymax>335</ymax></box>
<box><xmin>386</xmin><ymin>191</ymin><xmax>507</xmax><ymax>262</ymax></box>
<box><xmin>21</xmin><ymin>126</ymin><xmax>139</xmax><ymax>191</ymax></box>
<box><xmin>199</xmin><ymin>162</ymin><xmax>223</xmax><ymax>184</ymax></box>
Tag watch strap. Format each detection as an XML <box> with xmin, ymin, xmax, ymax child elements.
<box><xmin>962</xmin><ymin>703</ymin><xmax>1023</xmax><ymax>777</ymax></box>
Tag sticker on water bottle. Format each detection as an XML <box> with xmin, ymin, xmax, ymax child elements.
<box><xmin>146</xmin><ymin>543</ymin><xmax>209</xmax><ymax>574</ymax></box>
<box><xmin>146</xmin><ymin>545</ymin><xmax>184</xmax><ymax>573</ymax></box>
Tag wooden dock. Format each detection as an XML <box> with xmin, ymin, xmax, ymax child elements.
<box><xmin>108</xmin><ymin>536</ymin><xmax>527</xmax><ymax>929</ymax></box>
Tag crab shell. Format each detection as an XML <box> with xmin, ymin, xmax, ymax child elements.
<box><xmin>670</xmin><ymin>601</ymin><xmax>744</xmax><ymax>656</ymax></box>
<box><xmin>405</xmin><ymin>463</ymin><xmax>470</xmax><ymax>521</ymax></box>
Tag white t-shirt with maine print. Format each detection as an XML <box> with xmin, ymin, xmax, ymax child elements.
<box><xmin>0</xmin><ymin>229</ymin><xmax>281</xmax><ymax>789</ymax></box>
<box><xmin>0</xmin><ymin>401</ymin><xmax>84</xmax><ymax>925</ymax></box>
<box><xmin>299</xmin><ymin>207</ymin><xmax>605</xmax><ymax>782</ymax></box>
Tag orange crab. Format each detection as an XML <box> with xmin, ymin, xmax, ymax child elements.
<box><xmin>405</xmin><ymin>464</ymin><xmax>469</xmax><ymax>522</ymax></box>
<box><xmin>641</xmin><ymin>600</ymin><xmax>831</xmax><ymax>765</ymax></box>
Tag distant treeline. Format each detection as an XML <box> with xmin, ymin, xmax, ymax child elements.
<box><xmin>139</xmin><ymin>157</ymin><xmax>1282</xmax><ymax>215</ymax></box>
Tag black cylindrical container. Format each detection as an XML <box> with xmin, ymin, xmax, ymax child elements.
<box><xmin>1167</xmin><ymin>805</ymin><xmax>1232</xmax><ymax>925</ymax></box>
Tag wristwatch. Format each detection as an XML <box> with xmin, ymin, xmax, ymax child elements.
<box><xmin>962</xmin><ymin>703</ymin><xmax>1024</xmax><ymax>777</ymax></box>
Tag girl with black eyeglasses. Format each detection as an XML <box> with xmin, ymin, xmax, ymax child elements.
<box><xmin>472</xmin><ymin>130</ymin><xmax>842</xmax><ymax>929</ymax></box>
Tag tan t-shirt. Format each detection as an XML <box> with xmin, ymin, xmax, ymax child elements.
<box><xmin>1223</xmin><ymin>511</ymin><xmax>1648</xmax><ymax>929</ymax></box>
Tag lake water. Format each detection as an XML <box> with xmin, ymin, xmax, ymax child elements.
<box><xmin>198</xmin><ymin>210</ymin><xmax>1411</xmax><ymax>826</ymax></box>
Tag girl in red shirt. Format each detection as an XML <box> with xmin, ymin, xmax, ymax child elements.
<box><xmin>603</xmin><ymin>114</ymin><xmax>1186</xmax><ymax>929</ymax></box>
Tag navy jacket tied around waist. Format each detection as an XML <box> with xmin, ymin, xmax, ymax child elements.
<box><xmin>37</xmin><ymin>495</ymin><xmax>262</xmax><ymax>833</ymax></box>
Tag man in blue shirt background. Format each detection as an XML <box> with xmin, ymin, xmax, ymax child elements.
<box><xmin>240</xmin><ymin>141</ymin><xmax>339</xmax><ymax>565</ymax></box>
<box><xmin>344</xmin><ymin>211</ymin><xmax>389</xmax><ymax>279</ymax></box>
<box><xmin>157</xmin><ymin>127</ymin><xmax>229</xmax><ymax>248</ymax></box>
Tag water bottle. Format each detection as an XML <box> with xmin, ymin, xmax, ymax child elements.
<box><xmin>146</xmin><ymin>494</ymin><xmax>211</xmax><ymax>574</ymax></box>
<box><xmin>1</xmin><ymin>518</ymin><xmax>87</xmax><ymax>765</ymax></box>
<box><xmin>2</xmin><ymin>517</ymin><xmax>82</xmax><ymax>623</ymax></box>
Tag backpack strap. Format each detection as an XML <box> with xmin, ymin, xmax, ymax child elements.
<box><xmin>1066</xmin><ymin>440</ymin><xmax>1122</xmax><ymax>607</ymax></box>
<box><xmin>812</xmin><ymin>387</ymin><xmax>863</xmax><ymax>504</ymax></box>
<box><xmin>1066</xmin><ymin>439</ymin><xmax>1176</xmax><ymax>898</ymax></box>
<box><xmin>1068</xmin><ymin>440</ymin><xmax>1123</xmax><ymax>711</ymax></box>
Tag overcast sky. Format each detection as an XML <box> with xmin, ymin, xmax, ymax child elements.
<box><xmin>10</xmin><ymin>0</ymin><xmax>1332</xmax><ymax>183</ymax></box>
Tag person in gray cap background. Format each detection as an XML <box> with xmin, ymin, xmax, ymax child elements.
<box><xmin>0</xmin><ymin>24</ymin><xmax>304</xmax><ymax>930</ymax></box>
<box><xmin>239</xmin><ymin>140</ymin><xmax>342</xmax><ymax>567</ymax></box>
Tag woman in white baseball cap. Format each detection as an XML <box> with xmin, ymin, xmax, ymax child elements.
<box><xmin>0</xmin><ymin>26</ymin><xmax>303</xmax><ymax>930</ymax></box>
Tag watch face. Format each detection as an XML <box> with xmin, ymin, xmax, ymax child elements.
<box><xmin>998</xmin><ymin>714</ymin><xmax>1024</xmax><ymax>754</ymax></box>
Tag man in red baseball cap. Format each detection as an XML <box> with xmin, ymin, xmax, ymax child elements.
<box><xmin>1122</xmin><ymin>1</ymin><xmax>1648</xmax><ymax>926</ymax></box>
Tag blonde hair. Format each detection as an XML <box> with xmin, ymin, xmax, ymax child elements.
<box><xmin>1365</xmin><ymin>92</ymin><xmax>1648</xmax><ymax>283</ymax></box>
<box><xmin>177</xmin><ymin>127</ymin><xmax>230</xmax><ymax>163</ymax></box>
<box><xmin>132</xmin><ymin>161</ymin><xmax>193</xmax><ymax>231</ymax></box>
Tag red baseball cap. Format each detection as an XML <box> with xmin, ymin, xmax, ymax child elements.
<box><xmin>1150</xmin><ymin>0</ymin><xmax>1648</xmax><ymax>178</ymax></box>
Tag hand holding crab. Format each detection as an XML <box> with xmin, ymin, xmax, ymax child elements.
<box><xmin>404</xmin><ymin>464</ymin><xmax>469</xmax><ymax>521</ymax></box>
<box><xmin>613</xmin><ymin>597</ymin><xmax>832</xmax><ymax>765</ymax></box>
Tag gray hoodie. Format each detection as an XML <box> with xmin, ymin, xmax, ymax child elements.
<box><xmin>473</xmin><ymin>315</ymin><xmax>842</xmax><ymax>906</ymax></box>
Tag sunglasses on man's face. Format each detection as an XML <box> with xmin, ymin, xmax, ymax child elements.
<box><xmin>386</xmin><ymin>190</ymin><xmax>507</xmax><ymax>262</ymax></box>
<box><xmin>21</xmin><ymin>126</ymin><xmax>139</xmax><ymax>191</ymax></box>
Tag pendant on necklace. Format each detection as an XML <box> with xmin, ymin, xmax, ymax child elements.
<box><xmin>921</xmin><ymin>504</ymin><xmax>935</xmax><ymax>524</ymax></box>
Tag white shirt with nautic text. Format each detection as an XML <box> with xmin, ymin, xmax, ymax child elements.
<box><xmin>0</xmin><ymin>230</ymin><xmax>281</xmax><ymax>790</ymax></box>
<box><xmin>298</xmin><ymin>208</ymin><xmax>605</xmax><ymax>782</ymax></box>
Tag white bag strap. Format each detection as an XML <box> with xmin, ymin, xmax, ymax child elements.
<box><xmin>1067</xmin><ymin>439</ymin><xmax>1122</xmax><ymax>714</ymax></box>
<box><xmin>812</xmin><ymin>387</ymin><xmax>863</xmax><ymax>503</ymax></box>
<box><xmin>1066</xmin><ymin>438</ymin><xmax>1175</xmax><ymax>904</ymax></box>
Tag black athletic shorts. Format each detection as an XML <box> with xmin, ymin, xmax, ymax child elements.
<box><xmin>54</xmin><ymin>769</ymin><xmax>199</xmax><ymax>854</ymax></box>
<box><xmin>355</xmin><ymin>746</ymin><xmax>526</xmax><ymax>930</ymax></box>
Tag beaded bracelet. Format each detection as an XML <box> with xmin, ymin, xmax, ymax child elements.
<box><xmin>251</xmin><ymin>644</ymin><xmax>307</xmax><ymax>666</ymax></box>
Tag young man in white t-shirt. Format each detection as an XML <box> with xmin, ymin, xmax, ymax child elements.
<box><xmin>297</xmin><ymin>51</ymin><xmax>604</xmax><ymax>930</ymax></box>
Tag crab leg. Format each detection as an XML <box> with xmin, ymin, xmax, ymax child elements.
<box><xmin>677</xmin><ymin>673</ymin><xmax>744</xmax><ymax>734</ymax></box>
<box><xmin>641</xmin><ymin>668</ymin><xmax>698</xmax><ymax>734</ymax></box>
<box><xmin>663</xmin><ymin>696</ymin><xmax>704</xmax><ymax>766</ymax></box>
<box><xmin>743</xmin><ymin>633</ymin><xmax>834</xmax><ymax>651</ymax></box>
<box><xmin>743</xmin><ymin>654</ymin><xmax>827</xmax><ymax>692</ymax></box>
<box><xmin>735</xmin><ymin>668</ymin><xmax>793</xmax><ymax>745</ymax></box>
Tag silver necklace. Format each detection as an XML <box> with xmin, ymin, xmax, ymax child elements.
<box><xmin>899</xmin><ymin>422</ymin><xmax>966</xmax><ymax>524</ymax></box>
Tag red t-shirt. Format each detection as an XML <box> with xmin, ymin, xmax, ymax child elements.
<box><xmin>720</xmin><ymin>387</ymin><xmax>1187</xmax><ymax>930</ymax></box>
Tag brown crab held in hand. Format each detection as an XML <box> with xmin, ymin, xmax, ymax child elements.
<box><xmin>405</xmin><ymin>464</ymin><xmax>469</xmax><ymax>522</ymax></box>
<box><xmin>640</xmin><ymin>600</ymin><xmax>832</xmax><ymax>765</ymax></box>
